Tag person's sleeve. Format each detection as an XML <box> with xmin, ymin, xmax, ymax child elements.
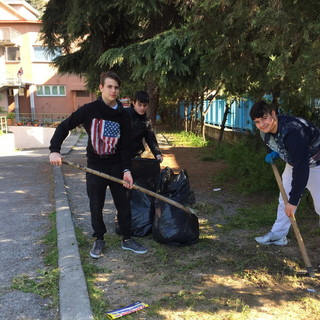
<box><xmin>49</xmin><ymin>107</ymin><xmax>86</xmax><ymax>153</ymax></box>
<box><xmin>284</xmin><ymin>131</ymin><xmax>309</xmax><ymax>206</ymax></box>
<box><xmin>119</xmin><ymin>110</ymin><xmax>132</xmax><ymax>171</ymax></box>
<box><xmin>144</xmin><ymin>121</ymin><xmax>161</xmax><ymax>157</ymax></box>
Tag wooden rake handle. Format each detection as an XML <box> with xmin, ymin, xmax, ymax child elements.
<box><xmin>271</xmin><ymin>163</ymin><xmax>315</xmax><ymax>277</ymax></box>
<box><xmin>62</xmin><ymin>160</ymin><xmax>195</xmax><ymax>215</ymax></box>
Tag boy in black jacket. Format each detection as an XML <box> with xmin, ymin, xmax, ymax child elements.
<box><xmin>49</xmin><ymin>71</ymin><xmax>147</xmax><ymax>258</ymax></box>
<box><xmin>127</xmin><ymin>91</ymin><xmax>162</xmax><ymax>161</ymax></box>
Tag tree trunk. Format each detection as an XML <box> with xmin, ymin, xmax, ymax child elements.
<box><xmin>145</xmin><ymin>81</ymin><xmax>160</xmax><ymax>126</ymax></box>
<box><xmin>199</xmin><ymin>94</ymin><xmax>205</xmax><ymax>140</ymax></box>
<box><xmin>201</xmin><ymin>114</ymin><xmax>206</xmax><ymax>141</ymax></box>
<box><xmin>190</xmin><ymin>104</ymin><xmax>194</xmax><ymax>133</ymax></box>
<box><xmin>201</xmin><ymin>85</ymin><xmax>222</xmax><ymax>141</ymax></box>
<box><xmin>218</xmin><ymin>103</ymin><xmax>230</xmax><ymax>143</ymax></box>
<box><xmin>184</xmin><ymin>104</ymin><xmax>188</xmax><ymax>132</ymax></box>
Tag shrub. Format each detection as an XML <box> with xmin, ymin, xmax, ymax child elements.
<box><xmin>211</xmin><ymin>134</ymin><xmax>285</xmax><ymax>194</ymax></box>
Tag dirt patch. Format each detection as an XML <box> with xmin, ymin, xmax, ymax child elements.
<box><xmin>63</xmin><ymin>135</ymin><xmax>320</xmax><ymax>320</ymax></box>
<box><xmin>161</xmin><ymin>145</ymin><xmax>228</xmax><ymax>194</ymax></box>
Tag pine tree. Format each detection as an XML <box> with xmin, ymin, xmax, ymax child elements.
<box><xmin>41</xmin><ymin>0</ymin><xmax>320</xmax><ymax>123</ymax></box>
<box><xmin>26</xmin><ymin>0</ymin><xmax>47</xmax><ymax>16</ymax></box>
<box><xmin>186</xmin><ymin>0</ymin><xmax>320</xmax><ymax>117</ymax></box>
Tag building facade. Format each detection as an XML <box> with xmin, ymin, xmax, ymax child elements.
<box><xmin>0</xmin><ymin>0</ymin><xmax>94</xmax><ymax>124</ymax></box>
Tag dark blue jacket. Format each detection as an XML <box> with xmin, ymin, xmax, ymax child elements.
<box><xmin>261</xmin><ymin>115</ymin><xmax>320</xmax><ymax>205</ymax></box>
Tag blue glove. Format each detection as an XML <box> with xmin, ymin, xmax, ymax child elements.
<box><xmin>264</xmin><ymin>151</ymin><xmax>280</xmax><ymax>164</ymax></box>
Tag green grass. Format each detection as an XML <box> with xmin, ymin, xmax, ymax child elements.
<box><xmin>160</xmin><ymin>130</ymin><xmax>209</xmax><ymax>147</ymax></box>
<box><xmin>11</xmin><ymin>211</ymin><xmax>59</xmax><ymax>308</ymax></box>
<box><xmin>193</xmin><ymin>203</ymin><xmax>223</xmax><ymax>217</ymax></box>
<box><xmin>43</xmin><ymin>212</ymin><xmax>58</xmax><ymax>267</ymax></box>
<box><xmin>225</xmin><ymin>202</ymin><xmax>278</xmax><ymax>230</ymax></box>
<box><xmin>75</xmin><ymin>228</ymin><xmax>111</xmax><ymax>319</ymax></box>
<box><xmin>11</xmin><ymin>268</ymin><xmax>59</xmax><ymax>304</ymax></box>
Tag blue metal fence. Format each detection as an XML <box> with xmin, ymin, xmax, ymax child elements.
<box><xmin>180</xmin><ymin>98</ymin><xmax>255</xmax><ymax>132</ymax></box>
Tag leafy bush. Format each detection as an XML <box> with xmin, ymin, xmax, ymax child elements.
<box><xmin>207</xmin><ymin>134</ymin><xmax>285</xmax><ymax>194</ymax></box>
<box><xmin>163</xmin><ymin>130</ymin><xmax>285</xmax><ymax>195</ymax></box>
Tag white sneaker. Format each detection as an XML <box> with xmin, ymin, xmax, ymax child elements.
<box><xmin>255</xmin><ymin>232</ymin><xmax>288</xmax><ymax>246</ymax></box>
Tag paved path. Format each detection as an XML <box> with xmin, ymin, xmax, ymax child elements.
<box><xmin>0</xmin><ymin>131</ymin><xmax>170</xmax><ymax>319</ymax></box>
<box><xmin>0</xmin><ymin>133</ymin><xmax>93</xmax><ymax>320</ymax></box>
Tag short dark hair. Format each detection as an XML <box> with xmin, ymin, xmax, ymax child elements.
<box><xmin>100</xmin><ymin>71</ymin><xmax>121</xmax><ymax>87</ymax></box>
<box><xmin>133</xmin><ymin>91</ymin><xmax>149</xmax><ymax>103</ymax></box>
<box><xmin>249</xmin><ymin>100</ymin><xmax>277</xmax><ymax>120</ymax></box>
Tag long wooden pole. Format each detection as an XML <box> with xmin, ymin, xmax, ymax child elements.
<box><xmin>62</xmin><ymin>160</ymin><xmax>195</xmax><ymax>215</ymax></box>
<box><xmin>271</xmin><ymin>164</ymin><xmax>315</xmax><ymax>277</ymax></box>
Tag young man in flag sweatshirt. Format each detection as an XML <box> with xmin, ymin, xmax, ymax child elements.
<box><xmin>49</xmin><ymin>71</ymin><xmax>147</xmax><ymax>258</ymax></box>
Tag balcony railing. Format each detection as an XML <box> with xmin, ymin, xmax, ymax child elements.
<box><xmin>0</xmin><ymin>72</ymin><xmax>22</xmax><ymax>87</ymax></box>
<box><xmin>4</xmin><ymin>113</ymin><xmax>70</xmax><ymax>126</ymax></box>
<box><xmin>0</xmin><ymin>116</ymin><xmax>8</xmax><ymax>133</ymax></box>
<box><xmin>0</xmin><ymin>27</ymin><xmax>22</xmax><ymax>46</ymax></box>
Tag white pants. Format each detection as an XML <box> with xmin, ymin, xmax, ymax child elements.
<box><xmin>271</xmin><ymin>163</ymin><xmax>320</xmax><ymax>238</ymax></box>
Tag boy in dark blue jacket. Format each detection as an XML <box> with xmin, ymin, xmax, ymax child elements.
<box><xmin>250</xmin><ymin>101</ymin><xmax>320</xmax><ymax>245</ymax></box>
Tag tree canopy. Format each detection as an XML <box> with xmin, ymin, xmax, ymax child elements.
<box><xmin>41</xmin><ymin>0</ymin><xmax>320</xmax><ymax>122</ymax></box>
<box><xmin>26</xmin><ymin>0</ymin><xmax>47</xmax><ymax>16</ymax></box>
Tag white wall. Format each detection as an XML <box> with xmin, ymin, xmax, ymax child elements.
<box><xmin>0</xmin><ymin>132</ymin><xmax>15</xmax><ymax>153</ymax></box>
<box><xmin>7</xmin><ymin>125</ymin><xmax>56</xmax><ymax>149</ymax></box>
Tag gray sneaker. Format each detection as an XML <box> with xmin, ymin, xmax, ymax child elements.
<box><xmin>121</xmin><ymin>238</ymin><xmax>148</xmax><ymax>254</ymax></box>
<box><xmin>90</xmin><ymin>239</ymin><xmax>105</xmax><ymax>258</ymax></box>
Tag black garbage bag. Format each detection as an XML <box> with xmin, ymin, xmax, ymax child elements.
<box><xmin>129</xmin><ymin>188</ymin><xmax>154</xmax><ymax>237</ymax></box>
<box><xmin>153</xmin><ymin>200</ymin><xmax>199</xmax><ymax>246</ymax></box>
<box><xmin>130</xmin><ymin>159</ymin><xmax>160</xmax><ymax>236</ymax></box>
<box><xmin>159</xmin><ymin>167</ymin><xmax>196</xmax><ymax>205</ymax></box>
<box><xmin>132</xmin><ymin>158</ymin><xmax>160</xmax><ymax>192</ymax></box>
<box><xmin>116</xmin><ymin>158</ymin><xmax>160</xmax><ymax>237</ymax></box>
<box><xmin>152</xmin><ymin>167</ymin><xmax>199</xmax><ymax>245</ymax></box>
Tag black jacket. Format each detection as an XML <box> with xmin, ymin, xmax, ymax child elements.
<box><xmin>49</xmin><ymin>97</ymin><xmax>132</xmax><ymax>170</ymax></box>
<box><xmin>126</xmin><ymin>105</ymin><xmax>161</xmax><ymax>158</ymax></box>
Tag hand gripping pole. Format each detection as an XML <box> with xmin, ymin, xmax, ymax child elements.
<box><xmin>271</xmin><ymin>163</ymin><xmax>315</xmax><ymax>277</ymax></box>
<box><xmin>62</xmin><ymin>160</ymin><xmax>195</xmax><ymax>215</ymax></box>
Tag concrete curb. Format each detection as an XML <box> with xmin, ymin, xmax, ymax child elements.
<box><xmin>53</xmin><ymin>133</ymin><xmax>94</xmax><ymax>320</ymax></box>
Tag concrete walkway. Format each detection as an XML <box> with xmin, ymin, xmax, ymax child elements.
<box><xmin>0</xmin><ymin>130</ymin><xmax>171</xmax><ymax>319</ymax></box>
<box><xmin>53</xmin><ymin>134</ymin><xmax>94</xmax><ymax>320</ymax></box>
<box><xmin>0</xmin><ymin>132</ymin><xmax>93</xmax><ymax>320</ymax></box>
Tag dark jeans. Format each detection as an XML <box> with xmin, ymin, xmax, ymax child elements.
<box><xmin>86</xmin><ymin>162</ymin><xmax>131</xmax><ymax>240</ymax></box>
